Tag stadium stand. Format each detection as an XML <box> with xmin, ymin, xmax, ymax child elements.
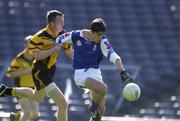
<box><xmin>0</xmin><ymin>0</ymin><xmax>179</xmax><ymax>121</ymax></box>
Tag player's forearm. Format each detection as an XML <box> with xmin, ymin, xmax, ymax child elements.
<box><xmin>116</xmin><ymin>58</ymin><xmax>135</xmax><ymax>83</ymax></box>
<box><xmin>34</xmin><ymin>45</ymin><xmax>60</xmax><ymax>60</ymax></box>
<box><xmin>115</xmin><ymin>58</ymin><xmax>125</xmax><ymax>73</ymax></box>
<box><xmin>8</xmin><ymin>69</ymin><xmax>32</xmax><ymax>77</ymax></box>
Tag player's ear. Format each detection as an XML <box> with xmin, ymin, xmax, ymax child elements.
<box><xmin>49</xmin><ymin>21</ymin><xmax>54</xmax><ymax>27</ymax></box>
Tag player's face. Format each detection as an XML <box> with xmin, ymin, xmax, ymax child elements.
<box><xmin>92</xmin><ymin>31</ymin><xmax>105</xmax><ymax>42</ymax></box>
<box><xmin>53</xmin><ymin>15</ymin><xmax>64</xmax><ymax>34</ymax></box>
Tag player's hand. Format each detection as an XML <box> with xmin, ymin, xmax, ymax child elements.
<box><xmin>120</xmin><ymin>71</ymin><xmax>134</xmax><ymax>83</ymax></box>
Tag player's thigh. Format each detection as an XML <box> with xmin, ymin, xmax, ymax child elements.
<box><xmin>85</xmin><ymin>77</ymin><xmax>107</xmax><ymax>94</ymax></box>
<box><xmin>47</xmin><ymin>84</ymin><xmax>67</xmax><ymax>106</ymax></box>
<box><xmin>16</xmin><ymin>87</ymin><xmax>34</xmax><ymax>96</ymax></box>
<box><xmin>15</xmin><ymin>87</ymin><xmax>37</xmax><ymax>101</ymax></box>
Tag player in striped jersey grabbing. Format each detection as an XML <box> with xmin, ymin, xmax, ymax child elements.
<box><xmin>0</xmin><ymin>10</ymin><xmax>73</xmax><ymax>121</ymax></box>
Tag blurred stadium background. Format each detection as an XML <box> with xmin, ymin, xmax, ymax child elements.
<box><xmin>0</xmin><ymin>0</ymin><xmax>179</xmax><ymax>121</ymax></box>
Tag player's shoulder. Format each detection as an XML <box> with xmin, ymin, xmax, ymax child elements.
<box><xmin>72</xmin><ymin>29</ymin><xmax>81</xmax><ymax>33</ymax></box>
<box><xmin>31</xmin><ymin>30</ymin><xmax>43</xmax><ymax>42</ymax></box>
<box><xmin>32</xmin><ymin>28</ymin><xmax>45</xmax><ymax>37</ymax></box>
<box><xmin>15</xmin><ymin>50</ymin><xmax>25</xmax><ymax>60</ymax></box>
<box><xmin>102</xmin><ymin>35</ymin><xmax>108</xmax><ymax>40</ymax></box>
<box><xmin>101</xmin><ymin>35</ymin><xmax>108</xmax><ymax>43</ymax></box>
<box><xmin>66</xmin><ymin>30</ymin><xmax>82</xmax><ymax>39</ymax></box>
<box><xmin>100</xmin><ymin>35</ymin><xmax>112</xmax><ymax>48</ymax></box>
<box><xmin>32</xmin><ymin>27</ymin><xmax>54</xmax><ymax>41</ymax></box>
<box><xmin>71</xmin><ymin>29</ymin><xmax>82</xmax><ymax>35</ymax></box>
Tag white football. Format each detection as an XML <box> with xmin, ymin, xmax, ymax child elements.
<box><xmin>123</xmin><ymin>83</ymin><xmax>141</xmax><ymax>102</ymax></box>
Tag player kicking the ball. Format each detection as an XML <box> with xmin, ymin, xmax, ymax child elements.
<box><xmin>55</xmin><ymin>18</ymin><xmax>135</xmax><ymax>121</ymax></box>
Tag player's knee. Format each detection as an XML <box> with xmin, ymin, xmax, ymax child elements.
<box><xmin>57</xmin><ymin>97</ymin><xmax>68</xmax><ymax>109</ymax></box>
<box><xmin>99</xmin><ymin>84</ymin><xmax>108</xmax><ymax>96</ymax></box>
<box><xmin>31</xmin><ymin>96</ymin><xmax>44</xmax><ymax>102</ymax></box>
<box><xmin>63</xmin><ymin>98</ymin><xmax>68</xmax><ymax>109</ymax></box>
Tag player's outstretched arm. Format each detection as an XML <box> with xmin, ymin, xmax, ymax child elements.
<box><xmin>115</xmin><ymin>58</ymin><xmax>134</xmax><ymax>83</ymax></box>
<box><xmin>100</xmin><ymin>38</ymin><xmax>134</xmax><ymax>83</ymax></box>
<box><xmin>34</xmin><ymin>44</ymin><xmax>60</xmax><ymax>61</ymax></box>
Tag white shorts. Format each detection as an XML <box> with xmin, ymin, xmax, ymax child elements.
<box><xmin>74</xmin><ymin>68</ymin><xmax>103</xmax><ymax>87</ymax></box>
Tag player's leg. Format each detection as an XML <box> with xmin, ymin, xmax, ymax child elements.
<box><xmin>0</xmin><ymin>84</ymin><xmax>45</xmax><ymax>102</ymax></box>
<box><xmin>84</xmin><ymin>78</ymin><xmax>108</xmax><ymax>121</ymax></box>
<box><xmin>90</xmin><ymin>90</ymin><xmax>106</xmax><ymax>117</ymax></box>
<box><xmin>74</xmin><ymin>68</ymin><xmax>107</xmax><ymax>121</ymax></box>
<box><xmin>98</xmin><ymin>97</ymin><xmax>106</xmax><ymax>117</ymax></box>
<box><xmin>85</xmin><ymin>78</ymin><xmax>107</xmax><ymax>102</ymax></box>
<box><xmin>88</xmin><ymin>91</ymin><xmax>101</xmax><ymax>121</ymax></box>
<box><xmin>15</xmin><ymin>87</ymin><xmax>45</xmax><ymax>102</ymax></box>
<box><xmin>88</xmin><ymin>93</ymin><xmax>106</xmax><ymax>121</ymax></box>
<box><xmin>18</xmin><ymin>97</ymin><xmax>34</xmax><ymax>121</ymax></box>
<box><xmin>45</xmin><ymin>82</ymin><xmax>68</xmax><ymax>121</ymax></box>
<box><xmin>28</xmin><ymin>98</ymin><xmax>39</xmax><ymax>120</ymax></box>
<box><xmin>0</xmin><ymin>84</ymin><xmax>34</xmax><ymax>99</ymax></box>
<box><xmin>18</xmin><ymin>97</ymin><xmax>39</xmax><ymax>121</ymax></box>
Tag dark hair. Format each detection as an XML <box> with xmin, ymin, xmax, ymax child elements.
<box><xmin>46</xmin><ymin>10</ymin><xmax>64</xmax><ymax>23</ymax></box>
<box><xmin>90</xmin><ymin>18</ymin><xmax>107</xmax><ymax>32</ymax></box>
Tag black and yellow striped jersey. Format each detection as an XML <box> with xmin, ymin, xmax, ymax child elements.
<box><xmin>6</xmin><ymin>50</ymin><xmax>35</xmax><ymax>87</ymax></box>
<box><xmin>28</xmin><ymin>26</ymin><xmax>69</xmax><ymax>69</ymax></box>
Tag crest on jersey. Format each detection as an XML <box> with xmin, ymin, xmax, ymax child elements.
<box><xmin>76</xmin><ymin>40</ymin><xmax>81</xmax><ymax>46</ymax></box>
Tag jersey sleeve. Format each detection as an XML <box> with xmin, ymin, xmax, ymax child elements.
<box><xmin>28</xmin><ymin>36</ymin><xmax>43</xmax><ymax>55</ymax></box>
<box><xmin>100</xmin><ymin>38</ymin><xmax>120</xmax><ymax>64</ymax></box>
<box><xmin>56</xmin><ymin>30</ymin><xmax>82</xmax><ymax>44</ymax></box>
<box><xmin>6</xmin><ymin>59</ymin><xmax>20</xmax><ymax>77</ymax></box>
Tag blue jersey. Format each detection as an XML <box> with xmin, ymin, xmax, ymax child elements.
<box><xmin>56</xmin><ymin>30</ymin><xmax>120</xmax><ymax>69</ymax></box>
<box><xmin>72</xmin><ymin>31</ymin><xmax>103</xmax><ymax>69</ymax></box>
